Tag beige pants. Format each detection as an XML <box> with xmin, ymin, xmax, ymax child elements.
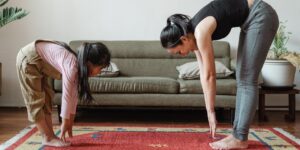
<box><xmin>16</xmin><ymin>45</ymin><xmax>55</xmax><ymax>122</ymax></box>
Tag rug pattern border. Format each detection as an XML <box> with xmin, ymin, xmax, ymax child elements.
<box><xmin>2</xmin><ymin>124</ymin><xmax>299</xmax><ymax>150</ymax></box>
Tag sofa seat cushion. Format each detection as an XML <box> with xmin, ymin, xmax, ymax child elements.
<box><xmin>53</xmin><ymin>93</ymin><xmax>236</xmax><ymax>108</ymax></box>
<box><xmin>54</xmin><ymin>77</ymin><xmax>179</xmax><ymax>94</ymax></box>
<box><xmin>178</xmin><ymin>78</ymin><xmax>236</xmax><ymax>95</ymax></box>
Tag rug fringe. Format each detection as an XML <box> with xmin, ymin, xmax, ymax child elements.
<box><xmin>274</xmin><ymin>128</ymin><xmax>300</xmax><ymax>145</ymax></box>
<box><xmin>0</xmin><ymin>124</ymin><xmax>35</xmax><ymax>149</ymax></box>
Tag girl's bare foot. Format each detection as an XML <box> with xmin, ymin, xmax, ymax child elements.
<box><xmin>209</xmin><ymin>135</ymin><xmax>248</xmax><ymax>150</ymax></box>
<box><xmin>42</xmin><ymin>137</ymin><xmax>71</xmax><ymax>147</ymax></box>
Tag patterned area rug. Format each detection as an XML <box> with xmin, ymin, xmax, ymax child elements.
<box><xmin>1</xmin><ymin>124</ymin><xmax>300</xmax><ymax>150</ymax></box>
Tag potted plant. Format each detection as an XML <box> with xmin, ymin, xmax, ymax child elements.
<box><xmin>0</xmin><ymin>0</ymin><xmax>29</xmax><ymax>28</ymax></box>
<box><xmin>261</xmin><ymin>21</ymin><xmax>300</xmax><ymax>87</ymax></box>
<box><xmin>0</xmin><ymin>0</ymin><xmax>28</xmax><ymax>95</ymax></box>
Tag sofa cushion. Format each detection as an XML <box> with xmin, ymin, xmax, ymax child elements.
<box><xmin>53</xmin><ymin>93</ymin><xmax>236</xmax><ymax>108</ymax></box>
<box><xmin>176</xmin><ymin>61</ymin><xmax>233</xmax><ymax>79</ymax></box>
<box><xmin>54</xmin><ymin>77</ymin><xmax>179</xmax><ymax>94</ymax></box>
<box><xmin>178</xmin><ymin>78</ymin><xmax>236</xmax><ymax>95</ymax></box>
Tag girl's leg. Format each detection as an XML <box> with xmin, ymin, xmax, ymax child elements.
<box><xmin>41</xmin><ymin>76</ymin><xmax>71</xmax><ymax>147</ymax></box>
<box><xmin>35</xmin><ymin>114</ymin><xmax>56</xmax><ymax>141</ymax></box>
<box><xmin>44</xmin><ymin>113</ymin><xmax>55</xmax><ymax>136</ymax></box>
<box><xmin>43</xmin><ymin>77</ymin><xmax>56</xmax><ymax>136</ymax></box>
<box><xmin>16</xmin><ymin>58</ymin><xmax>69</xmax><ymax>147</ymax></box>
<box><xmin>37</xmin><ymin>82</ymin><xmax>70</xmax><ymax>147</ymax></box>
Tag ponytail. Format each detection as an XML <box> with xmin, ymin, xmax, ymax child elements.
<box><xmin>77</xmin><ymin>42</ymin><xmax>111</xmax><ymax>104</ymax></box>
<box><xmin>160</xmin><ymin>14</ymin><xmax>192</xmax><ymax>48</ymax></box>
<box><xmin>77</xmin><ymin>43</ymin><xmax>92</xmax><ymax>103</ymax></box>
<box><xmin>167</xmin><ymin>14</ymin><xmax>191</xmax><ymax>35</ymax></box>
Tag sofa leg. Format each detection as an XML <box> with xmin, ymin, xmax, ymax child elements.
<box><xmin>57</xmin><ymin>105</ymin><xmax>62</xmax><ymax>123</ymax></box>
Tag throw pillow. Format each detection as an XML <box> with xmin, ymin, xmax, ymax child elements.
<box><xmin>176</xmin><ymin>61</ymin><xmax>233</xmax><ymax>79</ymax></box>
<box><xmin>97</xmin><ymin>62</ymin><xmax>120</xmax><ymax>77</ymax></box>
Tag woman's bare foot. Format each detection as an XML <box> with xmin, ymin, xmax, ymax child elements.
<box><xmin>209</xmin><ymin>135</ymin><xmax>248</xmax><ymax>149</ymax></box>
<box><xmin>214</xmin><ymin>134</ymin><xmax>234</xmax><ymax>143</ymax></box>
<box><xmin>42</xmin><ymin>137</ymin><xmax>71</xmax><ymax>147</ymax></box>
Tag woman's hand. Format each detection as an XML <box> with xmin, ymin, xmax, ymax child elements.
<box><xmin>207</xmin><ymin>110</ymin><xmax>217</xmax><ymax>139</ymax></box>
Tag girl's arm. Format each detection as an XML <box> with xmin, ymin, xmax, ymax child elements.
<box><xmin>60</xmin><ymin>56</ymin><xmax>78</xmax><ymax>141</ymax></box>
<box><xmin>193</xmin><ymin>16</ymin><xmax>217</xmax><ymax>137</ymax></box>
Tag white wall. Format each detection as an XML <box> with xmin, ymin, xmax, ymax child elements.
<box><xmin>0</xmin><ymin>0</ymin><xmax>299</xmax><ymax>109</ymax></box>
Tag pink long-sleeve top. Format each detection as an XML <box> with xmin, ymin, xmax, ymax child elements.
<box><xmin>36</xmin><ymin>42</ymin><xmax>78</xmax><ymax>119</ymax></box>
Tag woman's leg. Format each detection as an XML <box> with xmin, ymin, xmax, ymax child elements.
<box><xmin>210</xmin><ymin>0</ymin><xmax>278</xmax><ymax>149</ymax></box>
<box><xmin>233</xmin><ymin>1</ymin><xmax>279</xmax><ymax>142</ymax></box>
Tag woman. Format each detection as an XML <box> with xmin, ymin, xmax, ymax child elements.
<box><xmin>160</xmin><ymin>0</ymin><xmax>278</xmax><ymax>149</ymax></box>
<box><xmin>16</xmin><ymin>40</ymin><xmax>111</xmax><ymax>147</ymax></box>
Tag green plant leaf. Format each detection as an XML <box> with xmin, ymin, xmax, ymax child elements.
<box><xmin>270</xmin><ymin>21</ymin><xmax>291</xmax><ymax>58</ymax></box>
<box><xmin>0</xmin><ymin>0</ymin><xmax>9</xmax><ymax>7</ymax></box>
<box><xmin>0</xmin><ymin>7</ymin><xmax>29</xmax><ymax>28</ymax></box>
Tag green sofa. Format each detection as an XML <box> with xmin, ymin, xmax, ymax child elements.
<box><xmin>52</xmin><ymin>40</ymin><xmax>237</xmax><ymax>121</ymax></box>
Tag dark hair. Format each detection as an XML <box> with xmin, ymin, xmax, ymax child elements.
<box><xmin>77</xmin><ymin>42</ymin><xmax>111</xmax><ymax>103</ymax></box>
<box><xmin>160</xmin><ymin>14</ymin><xmax>193</xmax><ymax>48</ymax></box>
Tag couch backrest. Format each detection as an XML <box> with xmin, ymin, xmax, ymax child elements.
<box><xmin>69</xmin><ymin>40</ymin><xmax>231</xmax><ymax>78</ymax></box>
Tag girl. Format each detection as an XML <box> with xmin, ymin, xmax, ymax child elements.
<box><xmin>16</xmin><ymin>40</ymin><xmax>111</xmax><ymax>147</ymax></box>
<box><xmin>160</xmin><ymin>0</ymin><xmax>278</xmax><ymax>149</ymax></box>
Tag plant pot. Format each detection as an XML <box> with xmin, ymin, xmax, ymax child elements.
<box><xmin>261</xmin><ymin>59</ymin><xmax>296</xmax><ymax>87</ymax></box>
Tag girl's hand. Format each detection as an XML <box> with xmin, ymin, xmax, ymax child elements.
<box><xmin>60</xmin><ymin>118</ymin><xmax>71</xmax><ymax>142</ymax></box>
<box><xmin>67</xmin><ymin>114</ymin><xmax>76</xmax><ymax>138</ymax></box>
<box><xmin>207</xmin><ymin>111</ymin><xmax>217</xmax><ymax>139</ymax></box>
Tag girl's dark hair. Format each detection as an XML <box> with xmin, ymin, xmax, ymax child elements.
<box><xmin>160</xmin><ymin>14</ymin><xmax>193</xmax><ymax>48</ymax></box>
<box><xmin>77</xmin><ymin>42</ymin><xmax>111</xmax><ymax>103</ymax></box>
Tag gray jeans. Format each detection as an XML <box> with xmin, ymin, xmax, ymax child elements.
<box><xmin>232</xmin><ymin>0</ymin><xmax>279</xmax><ymax>141</ymax></box>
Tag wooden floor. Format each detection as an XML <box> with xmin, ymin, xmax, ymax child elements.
<box><xmin>0</xmin><ymin>107</ymin><xmax>299</xmax><ymax>144</ymax></box>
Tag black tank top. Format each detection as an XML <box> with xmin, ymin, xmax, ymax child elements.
<box><xmin>191</xmin><ymin>0</ymin><xmax>249</xmax><ymax>40</ymax></box>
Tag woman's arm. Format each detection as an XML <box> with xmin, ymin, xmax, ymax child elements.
<box><xmin>194</xmin><ymin>16</ymin><xmax>217</xmax><ymax>137</ymax></box>
<box><xmin>194</xmin><ymin>16</ymin><xmax>217</xmax><ymax>113</ymax></box>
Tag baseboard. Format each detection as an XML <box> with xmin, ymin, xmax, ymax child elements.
<box><xmin>0</xmin><ymin>106</ymin><xmax>26</xmax><ymax>110</ymax></box>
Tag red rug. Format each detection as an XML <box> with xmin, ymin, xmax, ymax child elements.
<box><xmin>1</xmin><ymin>124</ymin><xmax>300</xmax><ymax>150</ymax></box>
